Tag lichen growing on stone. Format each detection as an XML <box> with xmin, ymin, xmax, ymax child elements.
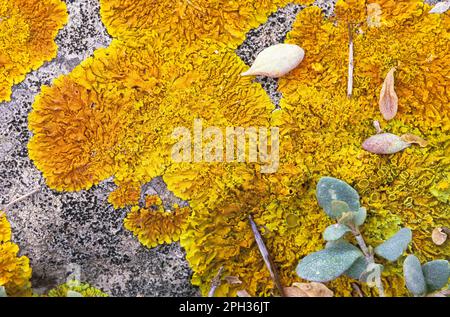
<box><xmin>124</xmin><ymin>196</ymin><xmax>190</xmax><ymax>248</ymax></box>
<box><xmin>169</xmin><ymin>0</ymin><xmax>450</xmax><ymax>296</ymax></box>
<box><xmin>47</xmin><ymin>281</ymin><xmax>108</xmax><ymax>297</ymax></box>
<box><xmin>0</xmin><ymin>0</ymin><xmax>68</xmax><ymax>102</ymax></box>
<box><xmin>0</xmin><ymin>213</ymin><xmax>32</xmax><ymax>297</ymax></box>
<box><xmin>27</xmin><ymin>0</ymin><xmax>449</xmax><ymax>297</ymax></box>
<box><xmin>99</xmin><ymin>0</ymin><xmax>313</xmax><ymax>47</ymax></box>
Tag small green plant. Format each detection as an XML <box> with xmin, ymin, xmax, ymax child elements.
<box><xmin>296</xmin><ymin>176</ymin><xmax>449</xmax><ymax>297</ymax></box>
<box><xmin>403</xmin><ymin>255</ymin><xmax>449</xmax><ymax>297</ymax></box>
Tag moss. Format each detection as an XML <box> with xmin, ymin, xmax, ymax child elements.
<box><xmin>0</xmin><ymin>213</ymin><xmax>32</xmax><ymax>297</ymax></box>
<box><xmin>0</xmin><ymin>0</ymin><xmax>68</xmax><ymax>102</ymax></box>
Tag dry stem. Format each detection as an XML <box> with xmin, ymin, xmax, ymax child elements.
<box><xmin>351</xmin><ymin>226</ymin><xmax>385</xmax><ymax>297</ymax></box>
<box><xmin>2</xmin><ymin>187</ymin><xmax>42</xmax><ymax>211</ymax></box>
<box><xmin>249</xmin><ymin>215</ymin><xmax>285</xmax><ymax>297</ymax></box>
<box><xmin>208</xmin><ymin>266</ymin><xmax>224</xmax><ymax>297</ymax></box>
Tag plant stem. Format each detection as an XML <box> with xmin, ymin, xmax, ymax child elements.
<box><xmin>2</xmin><ymin>187</ymin><xmax>41</xmax><ymax>211</ymax></box>
<box><xmin>347</xmin><ymin>23</ymin><xmax>354</xmax><ymax>98</ymax></box>
<box><xmin>351</xmin><ymin>226</ymin><xmax>385</xmax><ymax>297</ymax></box>
<box><xmin>352</xmin><ymin>283</ymin><xmax>364</xmax><ymax>297</ymax></box>
<box><xmin>208</xmin><ymin>266</ymin><xmax>224</xmax><ymax>297</ymax></box>
<box><xmin>248</xmin><ymin>215</ymin><xmax>285</xmax><ymax>297</ymax></box>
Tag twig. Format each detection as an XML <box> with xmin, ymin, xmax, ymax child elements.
<box><xmin>2</xmin><ymin>187</ymin><xmax>42</xmax><ymax>211</ymax></box>
<box><xmin>248</xmin><ymin>215</ymin><xmax>285</xmax><ymax>297</ymax></box>
<box><xmin>351</xmin><ymin>226</ymin><xmax>385</xmax><ymax>297</ymax></box>
<box><xmin>208</xmin><ymin>266</ymin><xmax>224</xmax><ymax>297</ymax></box>
<box><xmin>347</xmin><ymin>23</ymin><xmax>354</xmax><ymax>98</ymax></box>
<box><xmin>352</xmin><ymin>283</ymin><xmax>364</xmax><ymax>297</ymax></box>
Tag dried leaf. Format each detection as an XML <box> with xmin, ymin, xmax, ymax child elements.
<box><xmin>236</xmin><ymin>290</ymin><xmax>251</xmax><ymax>297</ymax></box>
<box><xmin>224</xmin><ymin>276</ymin><xmax>242</xmax><ymax>285</ymax></box>
<box><xmin>379</xmin><ymin>68</ymin><xmax>398</xmax><ymax>120</ymax></box>
<box><xmin>432</xmin><ymin>227</ymin><xmax>448</xmax><ymax>246</ymax></box>
<box><xmin>285</xmin><ymin>282</ymin><xmax>334</xmax><ymax>297</ymax></box>
<box><xmin>400</xmin><ymin>133</ymin><xmax>428</xmax><ymax>148</ymax></box>
<box><xmin>429</xmin><ymin>1</ymin><xmax>450</xmax><ymax>14</ymax></box>
<box><xmin>362</xmin><ymin>133</ymin><xmax>410</xmax><ymax>154</ymax></box>
<box><xmin>241</xmin><ymin>44</ymin><xmax>305</xmax><ymax>78</ymax></box>
<box><xmin>283</xmin><ymin>286</ymin><xmax>308</xmax><ymax>297</ymax></box>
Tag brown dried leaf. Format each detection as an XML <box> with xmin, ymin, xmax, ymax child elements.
<box><xmin>379</xmin><ymin>68</ymin><xmax>398</xmax><ymax>120</ymax></box>
<box><xmin>284</xmin><ymin>287</ymin><xmax>308</xmax><ymax>297</ymax></box>
<box><xmin>224</xmin><ymin>276</ymin><xmax>242</xmax><ymax>285</ymax></box>
<box><xmin>432</xmin><ymin>227</ymin><xmax>448</xmax><ymax>246</ymax></box>
<box><xmin>400</xmin><ymin>133</ymin><xmax>429</xmax><ymax>148</ymax></box>
<box><xmin>236</xmin><ymin>290</ymin><xmax>251</xmax><ymax>297</ymax></box>
<box><xmin>285</xmin><ymin>282</ymin><xmax>334</xmax><ymax>297</ymax></box>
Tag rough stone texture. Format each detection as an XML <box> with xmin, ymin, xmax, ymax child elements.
<box><xmin>0</xmin><ymin>0</ymin><xmax>355</xmax><ymax>296</ymax></box>
<box><xmin>0</xmin><ymin>0</ymin><xmax>198</xmax><ymax>297</ymax></box>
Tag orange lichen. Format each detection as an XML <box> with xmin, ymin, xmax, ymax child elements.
<box><xmin>108</xmin><ymin>182</ymin><xmax>141</xmax><ymax>209</ymax></box>
<box><xmin>28</xmin><ymin>0</ymin><xmax>449</xmax><ymax>297</ymax></box>
<box><xmin>169</xmin><ymin>0</ymin><xmax>449</xmax><ymax>296</ymax></box>
<box><xmin>99</xmin><ymin>0</ymin><xmax>314</xmax><ymax>46</ymax></box>
<box><xmin>0</xmin><ymin>0</ymin><xmax>68</xmax><ymax>102</ymax></box>
<box><xmin>0</xmin><ymin>213</ymin><xmax>32</xmax><ymax>296</ymax></box>
<box><xmin>124</xmin><ymin>200</ymin><xmax>190</xmax><ymax>248</ymax></box>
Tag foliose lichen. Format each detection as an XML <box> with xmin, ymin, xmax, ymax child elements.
<box><xmin>0</xmin><ymin>0</ymin><xmax>68</xmax><ymax>102</ymax></box>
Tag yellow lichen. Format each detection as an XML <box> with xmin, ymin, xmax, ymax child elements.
<box><xmin>124</xmin><ymin>199</ymin><xmax>190</xmax><ymax>248</ymax></box>
<box><xmin>168</xmin><ymin>0</ymin><xmax>450</xmax><ymax>296</ymax></box>
<box><xmin>108</xmin><ymin>182</ymin><xmax>141</xmax><ymax>209</ymax></box>
<box><xmin>99</xmin><ymin>0</ymin><xmax>314</xmax><ymax>47</ymax></box>
<box><xmin>47</xmin><ymin>281</ymin><xmax>108</xmax><ymax>297</ymax></box>
<box><xmin>0</xmin><ymin>213</ymin><xmax>32</xmax><ymax>296</ymax></box>
<box><xmin>28</xmin><ymin>0</ymin><xmax>449</xmax><ymax>297</ymax></box>
<box><xmin>0</xmin><ymin>0</ymin><xmax>68</xmax><ymax>102</ymax></box>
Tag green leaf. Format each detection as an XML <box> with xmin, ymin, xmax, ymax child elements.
<box><xmin>0</xmin><ymin>286</ymin><xmax>6</xmax><ymax>297</ymax></box>
<box><xmin>323</xmin><ymin>224</ymin><xmax>352</xmax><ymax>241</ymax></box>
<box><xmin>337</xmin><ymin>211</ymin><xmax>355</xmax><ymax>226</ymax></box>
<box><xmin>353</xmin><ymin>207</ymin><xmax>367</xmax><ymax>226</ymax></box>
<box><xmin>359</xmin><ymin>263</ymin><xmax>384</xmax><ymax>284</ymax></box>
<box><xmin>404</xmin><ymin>255</ymin><xmax>427</xmax><ymax>296</ymax></box>
<box><xmin>374</xmin><ymin>228</ymin><xmax>412</xmax><ymax>262</ymax></box>
<box><xmin>316</xmin><ymin>177</ymin><xmax>360</xmax><ymax>219</ymax></box>
<box><xmin>296</xmin><ymin>242</ymin><xmax>363</xmax><ymax>282</ymax></box>
<box><xmin>422</xmin><ymin>260</ymin><xmax>449</xmax><ymax>292</ymax></box>
<box><xmin>331</xmin><ymin>200</ymin><xmax>351</xmax><ymax>219</ymax></box>
<box><xmin>325</xmin><ymin>239</ymin><xmax>345</xmax><ymax>249</ymax></box>
<box><xmin>345</xmin><ymin>256</ymin><xmax>369</xmax><ymax>280</ymax></box>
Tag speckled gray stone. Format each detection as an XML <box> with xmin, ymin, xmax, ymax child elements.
<box><xmin>0</xmin><ymin>0</ymin><xmax>198</xmax><ymax>297</ymax></box>
<box><xmin>0</xmin><ymin>0</ymin><xmax>344</xmax><ymax>297</ymax></box>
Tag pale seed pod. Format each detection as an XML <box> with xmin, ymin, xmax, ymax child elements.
<box><xmin>379</xmin><ymin>67</ymin><xmax>398</xmax><ymax>121</ymax></box>
<box><xmin>432</xmin><ymin>227</ymin><xmax>448</xmax><ymax>246</ymax></box>
<box><xmin>429</xmin><ymin>1</ymin><xmax>450</xmax><ymax>14</ymax></box>
<box><xmin>362</xmin><ymin>133</ymin><xmax>410</xmax><ymax>154</ymax></box>
<box><xmin>241</xmin><ymin>44</ymin><xmax>305</xmax><ymax>78</ymax></box>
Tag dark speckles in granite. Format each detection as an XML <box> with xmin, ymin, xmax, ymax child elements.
<box><xmin>0</xmin><ymin>0</ymin><xmax>198</xmax><ymax>297</ymax></box>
